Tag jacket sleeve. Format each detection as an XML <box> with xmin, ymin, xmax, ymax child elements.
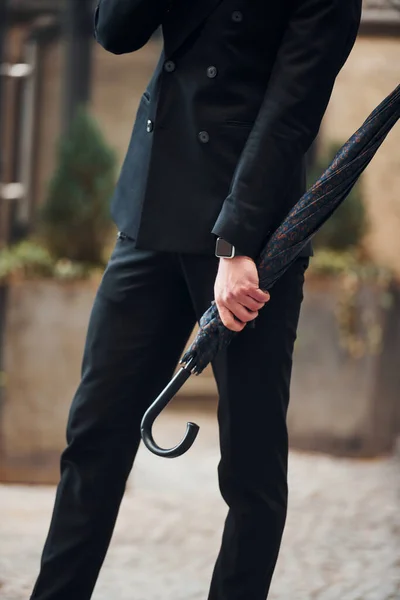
<box><xmin>212</xmin><ymin>0</ymin><xmax>362</xmax><ymax>259</ymax></box>
<box><xmin>94</xmin><ymin>0</ymin><xmax>170</xmax><ymax>54</ymax></box>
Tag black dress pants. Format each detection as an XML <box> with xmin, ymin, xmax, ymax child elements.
<box><xmin>31</xmin><ymin>235</ymin><xmax>308</xmax><ymax>600</ymax></box>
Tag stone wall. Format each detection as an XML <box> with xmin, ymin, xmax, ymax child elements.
<box><xmin>322</xmin><ymin>36</ymin><xmax>400</xmax><ymax>275</ymax></box>
<box><xmin>19</xmin><ymin>34</ymin><xmax>400</xmax><ymax>273</ymax></box>
<box><xmin>34</xmin><ymin>38</ymin><xmax>162</xmax><ymax>217</ymax></box>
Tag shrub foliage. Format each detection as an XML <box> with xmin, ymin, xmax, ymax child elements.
<box><xmin>39</xmin><ymin>107</ymin><xmax>117</xmax><ymax>264</ymax></box>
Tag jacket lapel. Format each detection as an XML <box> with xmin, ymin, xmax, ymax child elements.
<box><xmin>163</xmin><ymin>0</ymin><xmax>223</xmax><ymax>57</ymax></box>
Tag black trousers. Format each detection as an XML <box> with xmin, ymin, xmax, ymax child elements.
<box><xmin>31</xmin><ymin>235</ymin><xmax>308</xmax><ymax>600</ymax></box>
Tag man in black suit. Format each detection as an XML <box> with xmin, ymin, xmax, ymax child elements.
<box><xmin>31</xmin><ymin>1</ymin><xmax>362</xmax><ymax>598</ymax></box>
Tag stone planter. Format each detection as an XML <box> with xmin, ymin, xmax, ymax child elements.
<box><xmin>288</xmin><ymin>275</ymin><xmax>400</xmax><ymax>457</ymax></box>
<box><xmin>0</xmin><ymin>274</ymin><xmax>399</xmax><ymax>485</ymax></box>
<box><xmin>0</xmin><ymin>278</ymin><xmax>214</xmax><ymax>484</ymax></box>
<box><xmin>0</xmin><ymin>279</ymin><xmax>100</xmax><ymax>484</ymax></box>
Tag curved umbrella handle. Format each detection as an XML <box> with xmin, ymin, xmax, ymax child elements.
<box><xmin>140</xmin><ymin>358</ymin><xmax>200</xmax><ymax>458</ymax></box>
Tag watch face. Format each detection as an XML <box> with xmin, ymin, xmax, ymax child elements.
<box><xmin>216</xmin><ymin>238</ymin><xmax>234</xmax><ymax>258</ymax></box>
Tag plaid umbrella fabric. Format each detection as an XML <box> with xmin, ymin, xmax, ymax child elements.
<box><xmin>141</xmin><ymin>83</ymin><xmax>400</xmax><ymax>457</ymax></box>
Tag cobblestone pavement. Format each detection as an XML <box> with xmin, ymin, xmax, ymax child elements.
<box><xmin>0</xmin><ymin>405</ymin><xmax>399</xmax><ymax>600</ymax></box>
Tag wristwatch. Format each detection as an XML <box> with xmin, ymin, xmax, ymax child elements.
<box><xmin>215</xmin><ymin>237</ymin><xmax>236</xmax><ymax>258</ymax></box>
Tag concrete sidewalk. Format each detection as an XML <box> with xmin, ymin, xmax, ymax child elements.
<box><xmin>0</xmin><ymin>405</ymin><xmax>399</xmax><ymax>600</ymax></box>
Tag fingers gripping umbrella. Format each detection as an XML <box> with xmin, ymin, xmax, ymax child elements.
<box><xmin>141</xmin><ymin>84</ymin><xmax>400</xmax><ymax>458</ymax></box>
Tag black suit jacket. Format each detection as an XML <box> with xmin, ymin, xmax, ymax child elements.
<box><xmin>94</xmin><ymin>0</ymin><xmax>362</xmax><ymax>259</ymax></box>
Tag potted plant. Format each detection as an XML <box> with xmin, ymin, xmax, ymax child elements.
<box><xmin>288</xmin><ymin>143</ymin><xmax>400</xmax><ymax>458</ymax></box>
<box><xmin>0</xmin><ymin>108</ymin><xmax>117</xmax><ymax>484</ymax></box>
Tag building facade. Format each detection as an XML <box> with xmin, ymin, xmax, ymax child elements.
<box><xmin>1</xmin><ymin>0</ymin><xmax>399</xmax><ymax>271</ymax></box>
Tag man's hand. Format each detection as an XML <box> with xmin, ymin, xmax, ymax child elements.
<box><xmin>214</xmin><ymin>256</ymin><xmax>270</xmax><ymax>332</ymax></box>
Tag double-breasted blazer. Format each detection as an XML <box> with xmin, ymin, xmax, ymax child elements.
<box><xmin>94</xmin><ymin>0</ymin><xmax>362</xmax><ymax>259</ymax></box>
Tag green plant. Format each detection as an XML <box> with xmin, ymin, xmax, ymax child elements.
<box><xmin>307</xmin><ymin>142</ymin><xmax>368</xmax><ymax>251</ymax></box>
<box><xmin>0</xmin><ymin>240</ymin><xmax>102</xmax><ymax>283</ymax></box>
<box><xmin>334</xmin><ymin>269</ymin><xmax>391</xmax><ymax>359</ymax></box>
<box><xmin>39</xmin><ymin>107</ymin><xmax>117</xmax><ymax>265</ymax></box>
<box><xmin>309</xmin><ymin>249</ymin><xmax>395</xmax><ymax>358</ymax></box>
<box><xmin>0</xmin><ymin>240</ymin><xmax>53</xmax><ymax>281</ymax></box>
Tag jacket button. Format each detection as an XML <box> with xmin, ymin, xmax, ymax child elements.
<box><xmin>198</xmin><ymin>131</ymin><xmax>210</xmax><ymax>144</ymax></box>
<box><xmin>206</xmin><ymin>65</ymin><xmax>218</xmax><ymax>78</ymax></box>
<box><xmin>164</xmin><ymin>60</ymin><xmax>176</xmax><ymax>72</ymax></box>
<box><xmin>231</xmin><ymin>10</ymin><xmax>243</xmax><ymax>22</ymax></box>
<box><xmin>146</xmin><ymin>119</ymin><xmax>154</xmax><ymax>133</ymax></box>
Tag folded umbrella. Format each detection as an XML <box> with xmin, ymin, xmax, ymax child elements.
<box><xmin>141</xmin><ymin>83</ymin><xmax>400</xmax><ymax>458</ymax></box>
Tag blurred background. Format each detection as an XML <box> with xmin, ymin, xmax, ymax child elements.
<box><xmin>0</xmin><ymin>1</ymin><xmax>399</xmax><ymax>599</ymax></box>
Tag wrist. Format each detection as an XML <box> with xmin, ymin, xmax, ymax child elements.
<box><xmin>220</xmin><ymin>254</ymin><xmax>253</xmax><ymax>263</ymax></box>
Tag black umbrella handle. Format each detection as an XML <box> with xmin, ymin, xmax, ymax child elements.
<box><xmin>140</xmin><ymin>358</ymin><xmax>200</xmax><ymax>458</ymax></box>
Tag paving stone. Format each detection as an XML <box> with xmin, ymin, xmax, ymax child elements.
<box><xmin>0</xmin><ymin>407</ymin><xmax>399</xmax><ymax>600</ymax></box>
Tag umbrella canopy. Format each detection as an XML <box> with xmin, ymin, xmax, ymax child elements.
<box><xmin>141</xmin><ymin>83</ymin><xmax>400</xmax><ymax>457</ymax></box>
